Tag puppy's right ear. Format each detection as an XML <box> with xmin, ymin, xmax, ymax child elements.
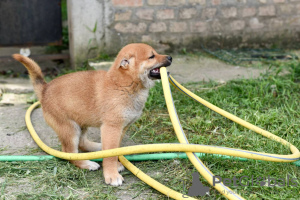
<box><xmin>120</xmin><ymin>59</ymin><xmax>129</xmax><ymax>69</ymax></box>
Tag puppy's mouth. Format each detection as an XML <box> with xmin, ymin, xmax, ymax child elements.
<box><xmin>149</xmin><ymin>61</ymin><xmax>171</xmax><ymax>79</ymax></box>
<box><xmin>149</xmin><ymin>67</ymin><xmax>162</xmax><ymax>79</ymax></box>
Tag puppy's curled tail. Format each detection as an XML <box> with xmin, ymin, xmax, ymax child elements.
<box><xmin>12</xmin><ymin>54</ymin><xmax>46</xmax><ymax>100</ymax></box>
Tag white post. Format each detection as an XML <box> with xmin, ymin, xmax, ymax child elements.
<box><xmin>67</xmin><ymin>0</ymin><xmax>105</xmax><ymax>68</ymax></box>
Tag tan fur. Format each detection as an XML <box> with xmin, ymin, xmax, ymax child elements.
<box><xmin>13</xmin><ymin>43</ymin><xmax>172</xmax><ymax>186</ymax></box>
<box><xmin>12</xmin><ymin>54</ymin><xmax>46</xmax><ymax>100</ymax></box>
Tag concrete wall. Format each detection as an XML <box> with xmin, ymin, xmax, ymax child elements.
<box><xmin>68</xmin><ymin>0</ymin><xmax>300</xmax><ymax>67</ymax></box>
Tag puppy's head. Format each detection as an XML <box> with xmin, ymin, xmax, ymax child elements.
<box><xmin>113</xmin><ymin>43</ymin><xmax>172</xmax><ymax>88</ymax></box>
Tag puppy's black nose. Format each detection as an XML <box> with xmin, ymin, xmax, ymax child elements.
<box><xmin>167</xmin><ymin>56</ymin><xmax>172</xmax><ymax>62</ymax></box>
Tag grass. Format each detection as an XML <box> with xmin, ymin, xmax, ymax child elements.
<box><xmin>1</xmin><ymin>58</ymin><xmax>300</xmax><ymax>199</ymax></box>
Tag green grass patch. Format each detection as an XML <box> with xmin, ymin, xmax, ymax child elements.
<box><xmin>1</xmin><ymin>59</ymin><xmax>299</xmax><ymax>199</ymax></box>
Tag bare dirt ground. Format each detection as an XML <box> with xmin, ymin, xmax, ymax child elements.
<box><xmin>168</xmin><ymin>55</ymin><xmax>266</xmax><ymax>83</ymax></box>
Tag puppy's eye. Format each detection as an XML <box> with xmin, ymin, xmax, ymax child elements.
<box><xmin>149</xmin><ymin>55</ymin><xmax>155</xmax><ymax>59</ymax></box>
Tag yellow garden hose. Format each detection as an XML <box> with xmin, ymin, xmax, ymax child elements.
<box><xmin>24</xmin><ymin>67</ymin><xmax>300</xmax><ymax>200</ymax></box>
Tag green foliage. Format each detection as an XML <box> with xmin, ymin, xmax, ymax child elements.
<box><xmin>45</xmin><ymin>27</ymin><xmax>69</xmax><ymax>54</ymax></box>
<box><xmin>61</xmin><ymin>0</ymin><xmax>67</xmax><ymax>21</ymax></box>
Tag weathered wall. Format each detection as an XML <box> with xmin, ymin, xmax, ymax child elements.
<box><xmin>68</xmin><ymin>0</ymin><xmax>300</xmax><ymax>67</ymax></box>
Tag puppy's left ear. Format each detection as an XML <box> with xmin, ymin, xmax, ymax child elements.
<box><xmin>120</xmin><ymin>58</ymin><xmax>129</xmax><ymax>69</ymax></box>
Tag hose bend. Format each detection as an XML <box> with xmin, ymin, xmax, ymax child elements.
<box><xmin>22</xmin><ymin>67</ymin><xmax>299</xmax><ymax>200</ymax></box>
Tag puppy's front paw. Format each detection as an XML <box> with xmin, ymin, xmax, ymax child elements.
<box><xmin>117</xmin><ymin>161</ymin><xmax>125</xmax><ymax>172</ymax></box>
<box><xmin>80</xmin><ymin>160</ymin><xmax>101</xmax><ymax>171</ymax></box>
<box><xmin>104</xmin><ymin>172</ymin><xmax>124</xmax><ymax>186</ymax></box>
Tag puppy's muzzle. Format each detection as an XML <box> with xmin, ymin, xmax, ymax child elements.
<box><xmin>149</xmin><ymin>55</ymin><xmax>172</xmax><ymax>79</ymax></box>
<box><xmin>166</xmin><ymin>56</ymin><xmax>172</xmax><ymax>63</ymax></box>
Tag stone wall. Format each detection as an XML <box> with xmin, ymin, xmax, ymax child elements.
<box><xmin>68</xmin><ymin>0</ymin><xmax>300</xmax><ymax>67</ymax></box>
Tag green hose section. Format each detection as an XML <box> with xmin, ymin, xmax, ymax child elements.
<box><xmin>1</xmin><ymin>154</ymin><xmax>299</xmax><ymax>166</ymax></box>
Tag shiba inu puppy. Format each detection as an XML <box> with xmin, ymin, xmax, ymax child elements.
<box><xmin>13</xmin><ymin>43</ymin><xmax>172</xmax><ymax>186</ymax></box>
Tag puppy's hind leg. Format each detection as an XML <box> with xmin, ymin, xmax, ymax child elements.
<box><xmin>60</xmin><ymin>122</ymin><xmax>100</xmax><ymax>171</ymax></box>
<box><xmin>79</xmin><ymin>128</ymin><xmax>102</xmax><ymax>152</ymax></box>
<box><xmin>46</xmin><ymin>116</ymin><xmax>100</xmax><ymax>171</ymax></box>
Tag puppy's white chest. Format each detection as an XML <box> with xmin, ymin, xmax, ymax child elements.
<box><xmin>123</xmin><ymin>89</ymin><xmax>149</xmax><ymax>127</ymax></box>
